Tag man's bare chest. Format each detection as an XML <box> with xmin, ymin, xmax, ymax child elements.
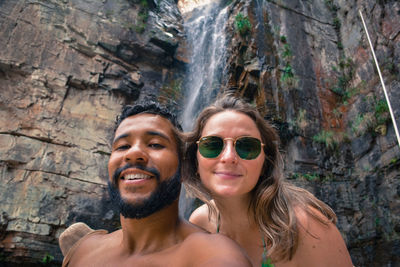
<box><xmin>70</xmin><ymin>246</ymin><xmax>189</xmax><ymax>267</ymax></box>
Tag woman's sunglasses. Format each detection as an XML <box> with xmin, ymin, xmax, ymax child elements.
<box><xmin>196</xmin><ymin>136</ymin><xmax>264</xmax><ymax>160</ymax></box>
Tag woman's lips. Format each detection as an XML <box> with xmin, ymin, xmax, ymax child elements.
<box><xmin>214</xmin><ymin>171</ymin><xmax>242</xmax><ymax>179</ymax></box>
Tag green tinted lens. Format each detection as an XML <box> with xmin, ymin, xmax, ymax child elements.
<box><xmin>198</xmin><ymin>136</ymin><xmax>224</xmax><ymax>158</ymax></box>
<box><xmin>235</xmin><ymin>137</ymin><xmax>262</xmax><ymax>160</ymax></box>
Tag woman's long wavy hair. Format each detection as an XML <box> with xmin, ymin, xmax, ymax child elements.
<box><xmin>182</xmin><ymin>94</ymin><xmax>337</xmax><ymax>261</ymax></box>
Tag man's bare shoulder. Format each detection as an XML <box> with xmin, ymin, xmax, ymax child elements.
<box><xmin>66</xmin><ymin>229</ymin><xmax>120</xmax><ymax>266</ymax></box>
<box><xmin>181</xmin><ymin>231</ymin><xmax>251</xmax><ymax>267</ymax></box>
<box><xmin>59</xmin><ymin>223</ymin><xmax>108</xmax><ymax>256</ymax></box>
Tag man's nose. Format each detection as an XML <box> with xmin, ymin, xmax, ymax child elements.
<box><xmin>219</xmin><ymin>141</ymin><xmax>238</xmax><ymax>164</ymax></box>
<box><xmin>123</xmin><ymin>144</ymin><xmax>148</xmax><ymax>164</ymax></box>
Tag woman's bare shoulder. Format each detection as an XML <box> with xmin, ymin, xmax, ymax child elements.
<box><xmin>189</xmin><ymin>204</ymin><xmax>217</xmax><ymax>233</ymax></box>
<box><xmin>292</xmin><ymin>206</ymin><xmax>353</xmax><ymax>266</ymax></box>
<box><xmin>183</xmin><ymin>231</ymin><xmax>251</xmax><ymax>267</ymax></box>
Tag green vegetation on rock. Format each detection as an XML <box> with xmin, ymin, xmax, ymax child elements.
<box><xmin>279</xmin><ymin>37</ymin><xmax>297</xmax><ymax>87</ymax></box>
<box><xmin>313</xmin><ymin>130</ymin><xmax>337</xmax><ymax>149</ymax></box>
<box><xmin>235</xmin><ymin>13</ymin><xmax>252</xmax><ymax>36</ymax></box>
<box><xmin>41</xmin><ymin>253</ymin><xmax>54</xmax><ymax>265</ymax></box>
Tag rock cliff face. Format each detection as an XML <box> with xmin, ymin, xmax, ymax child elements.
<box><xmin>0</xmin><ymin>0</ymin><xmax>399</xmax><ymax>266</ymax></box>
<box><xmin>0</xmin><ymin>0</ymin><xmax>184</xmax><ymax>265</ymax></box>
<box><xmin>219</xmin><ymin>0</ymin><xmax>400</xmax><ymax>265</ymax></box>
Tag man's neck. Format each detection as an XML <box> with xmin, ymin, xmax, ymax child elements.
<box><xmin>119</xmin><ymin>200</ymin><xmax>183</xmax><ymax>255</ymax></box>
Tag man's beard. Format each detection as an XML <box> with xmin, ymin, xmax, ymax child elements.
<box><xmin>107</xmin><ymin>163</ymin><xmax>181</xmax><ymax>219</ymax></box>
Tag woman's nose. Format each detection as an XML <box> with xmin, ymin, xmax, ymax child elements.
<box><xmin>219</xmin><ymin>140</ymin><xmax>238</xmax><ymax>164</ymax></box>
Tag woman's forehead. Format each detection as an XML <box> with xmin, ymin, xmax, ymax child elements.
<box><xmin>202</xmin><ymin>111</ymin><xmax>261</xmax><ymax>137</ymax></box>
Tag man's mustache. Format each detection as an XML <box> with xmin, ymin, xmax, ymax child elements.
<box><xmin>112</xmin><ymin>163</ymin><xmax>161</xmax><ymax>186</ymax></box>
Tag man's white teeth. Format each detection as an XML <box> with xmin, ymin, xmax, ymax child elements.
<box><xmin>124</xmin><ymin>174</ymin><xmax>151</xmax><ymax>180</ymax></box>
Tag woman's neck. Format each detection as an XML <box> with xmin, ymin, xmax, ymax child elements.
<box><xmin>212</xmin><ymin>195</ymin><xmax>265</xmax><ymax>267</ymax></box>
<box><xmin>213</xmin><ymin>194</ymin><xmax>256</xmax><ymax>234</ymax></box>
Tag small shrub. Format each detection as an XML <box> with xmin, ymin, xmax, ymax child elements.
<box><xmin>291</xmin><ymin>172</ymin><xmax>320</xmax><ymax>182</ymax></box>
<box><xmin>375</xmin><ymin>99</ymin><xmax>389</xmax><ymax>115</ymax></box>
<box><xmin>41</xmin><ymin>253</ymin><xmax>54</xmax><ymax>264</ymax></box>
<box><xmin>138</xmin><ymin>10</ymin><xmax>149</xmax><ymax>21</ymax></box>
<box><xmin>223</xmin><ymin>0</ymin><xmax>233</xmax><ymax>6</ymax></box>
<box><xmin>333</xmin><ymin>17</ymin><xmax>341</xmax><ymax>30</ymax></box>
<box><xmin>374</xmin><ymin>99</ymin><xmax>389</xmax><ymax>125</ymax></box>
<box><xmin>235</xmin><ymin>13</ymin><xmax>252</xmax><ymax>36</ymax></box>
<box><xmin>332</xmin><ymin>108</ymin><xmax>341</xmax><ymax>119</ymax></box>
<box><xmin>135</xmin><ymin>22</ymin><xmax>146</xmax><ymax>33</ymax></box>
<box><xmin>313</xmin><ymin>130</ymin><xmax>337</xmax><ymax>149</ymax></box>
<box><xmin>280</xmin><ymin>63</ymin><xmax>298</xmax><ymax>87</ymax></box>
<box><xmin>351</xmin><ymin>114</ymin><xmax>364</xmax><ymax>134</ymax></box>
<box><xmin>140</xmin><ymin>0</ymin><xmax>148</xmax><ymax>8</ymax></box>
<box><xmin>303</xmin><ymin>173</ymin><xmax>319</xmax><ymax>181</ymax></box>
<box><xmin>296</xmin><ymin>109</ymin><xmax>308</xmax><ymax>130</ymax></box>
<box><xmin>105</xmin><ymin>9</ymin><xmax>114</xmax><ymax>18</ymax></box>
<box><xmin>325</xmin><ymin>0</ymin><xmax>339</xmax><ymax>11</ymax></box>
<box><xmin>281</xmin><ymin>63</ymin><xmax>294</xmax><ymax>81</ymax></box>
<box><xmin>134</xmin><ymin>0</ymin><xmax>149</xmax><ymax>34</ymax></box>
<box><xmin>339</xmin><ymin>57</ymin><xmax>352</xmax><ymax>70</ymax></box>
<box><xmin>282</xmin><ymin>44</ymin><xmax>292</xmax><ymax>59</ymax></box>
<box><xmin>329</xmin><ymin>58</ymin><xmax>355</xmax><ymax>103</ymax></box>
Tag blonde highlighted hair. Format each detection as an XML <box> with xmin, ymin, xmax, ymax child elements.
<box><xmin>182</xmin><ymin>94</ymin><xmax>336</xmax><ymax>261</ymax></box>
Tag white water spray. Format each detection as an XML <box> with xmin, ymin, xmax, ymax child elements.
<box><xmin>181</xmin><ymin>1</ymin><xmax>229</xmax><ymax>130</ymax></box>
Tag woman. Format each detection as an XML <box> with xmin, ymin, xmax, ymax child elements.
<box><xmin>183</xmin><ymin>94</ymin><xmax>353</xmax><ymax>266</ymax></box>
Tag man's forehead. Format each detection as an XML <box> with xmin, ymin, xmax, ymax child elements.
<box><xmin>115</xmin><ymin>113</ymin><xmax>175</xmax><ymax>138</ymax></box>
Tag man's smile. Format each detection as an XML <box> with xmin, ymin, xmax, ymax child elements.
<box><xmin>120</xmin><ymin>169</ymin><xmax>155</xmax><ymax>181</ymax></box>
<box><xmin>122</xmin><ymin>173</ymin><xmax>152</xmax><ymax>180</ymax></box>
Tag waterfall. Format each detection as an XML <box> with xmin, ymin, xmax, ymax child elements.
<box><xmin>181</xmin><ymin>1</ymin><xmax>229</xmax><ymax>131</ymax></box>
<box><xmin>178</xmin><ymin>0</ymin><xmax>229</xmax><ymax>219</ymax></box>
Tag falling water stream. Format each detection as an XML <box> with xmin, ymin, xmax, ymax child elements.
<box><xmin>178</xmin><ymin>0</ymin><xmax>229</xmax><ymax>218</ymax></box>
<box><xmin>180</xmin><ymin>1</ymin><xmax>229</xmax><ymax>131</ymax></box>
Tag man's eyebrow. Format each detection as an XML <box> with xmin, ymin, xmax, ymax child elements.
<box><xmin>147</xmin><ymin>131</ymin><xmax>171</xmax><ymax>142</ymax></box>
<box><xmin>112</xmin><ymin>133</ymin><xmax>129</xmax><ymax>145</ymax></box>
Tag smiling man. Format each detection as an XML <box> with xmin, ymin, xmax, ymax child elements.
<box><xmin>60</xmin><ymin>101</ymin><xmax>250</xmax><ymax>267</ymax></box>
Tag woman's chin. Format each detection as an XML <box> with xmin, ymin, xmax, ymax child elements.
<box><xmin>211</xmin><ymin>186</ymin><xmax>249</xmax><ymax>199</ymax></box>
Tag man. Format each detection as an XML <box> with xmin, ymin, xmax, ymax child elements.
<box><xmin>60</xmin><ymin>101</ymin><xmax>251</xmax><ymax>266</ymax></box>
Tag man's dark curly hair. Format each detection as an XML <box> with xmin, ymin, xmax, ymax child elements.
<box><xmin>113</xmin><ymin>100</ymin><xmax>184</xmax><ymax>156</ymax></box>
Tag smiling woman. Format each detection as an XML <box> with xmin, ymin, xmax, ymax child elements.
<box><xmin>183</xmin><ymin>94</ymin><xmax>354</xmax><ymax>267</ymax></box>
<box><xmin>196</xmin><ymin>111</ymin><xmax>265</xmax><ymax>198</ymax></box>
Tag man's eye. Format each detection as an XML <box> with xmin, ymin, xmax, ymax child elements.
<box><xmin>149</xmin><ymin>143</ymin><xmax>164</xmax><ymax>149</ymax></box>
<box><xmin>116</xmin><ymin>145</ymin><xmax>130</xmax><ymax>150</ymax></box>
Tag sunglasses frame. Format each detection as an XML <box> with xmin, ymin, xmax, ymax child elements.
<box><xmin>196</xmin><ymin>135</ymin><xmax>265</xmax><ymax>160</ymax></box>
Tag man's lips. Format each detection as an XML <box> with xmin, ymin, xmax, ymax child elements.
<box><xmin>120</xmin><ymin>169</ymin><xmax>154</xmax><ymax>181</ymax></box>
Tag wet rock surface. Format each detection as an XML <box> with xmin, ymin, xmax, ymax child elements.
<box><xmin>0</xmin><ymin>0</ymin><xmax>399</xmax><ymax>266</ymax></box>
<box><xmin>0</xmin><ymin>0</ymin><xmax>184</xmax><ymax>265</ymax></box>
